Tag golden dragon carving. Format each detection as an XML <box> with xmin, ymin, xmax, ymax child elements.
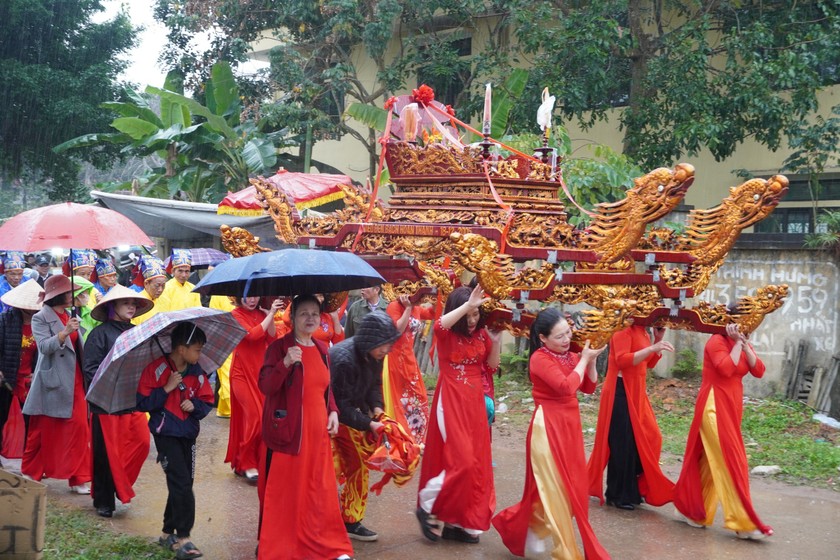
<box><xmin>220</xmin><ymin>225</ymin><xmax>270</xmax><ymax>257</ymax></box>
<box><xmin>694</xmin><ymin>284</ymin><xmax>790</xmax><ymax>335</ymax></box>
<box><xmin>578</xmin><ymin>163</ymin><xmax>695</xmax><ymax>267</ymax></box>
<box><xmin>253</xmin><ymin>178</ymin><xmax>386</xmax><ymax>244</ymax></box>
<box><xmin>656</xmin><ymin>175</ymin><xmax>789</xmax><ymax>294</ymax></box>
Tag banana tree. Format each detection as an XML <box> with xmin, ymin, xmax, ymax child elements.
<box><xmin>56</xmin><ymin>62</ymin><xmax>291</xmax><ymax>202</ymax></box>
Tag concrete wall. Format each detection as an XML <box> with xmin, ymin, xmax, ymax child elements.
<box><xmin>655</xmin><ymin>249</ymin><xmax>839</xmax><ymax>404</ymax></box>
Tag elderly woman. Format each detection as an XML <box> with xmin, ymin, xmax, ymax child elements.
<box><xmin>21</xmin><ymin>275</ymin><xmax>92</xmax><ymax>493</ymax></box>
<box><xmin>0</xmin><ymin>280</ymin><xmax>42</xmax><ymax>459</ymax></box>
<box><xmin>83</xmin><ymin>285</ymin><xmax>154</xmax><ymax>517</ymax></box>
<box><xmin>225</xmin><ymin>295</ymin><xmax>282</xmax><ymax>482</ymax></box>
<box><xmin>257</xmin><ymin>294</ymin><xmax>352</xmax><ymax>560</ymax></box>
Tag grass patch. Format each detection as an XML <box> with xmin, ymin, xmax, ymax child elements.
<box><xmin>741</xmin><ymin>398</ymin><xmax>840</xmax><ymax>486</ymax></box>
<box><xmin>45</xmin><ymin>499</ymin><xmax>170</xmax><ymax>560</ymax></box>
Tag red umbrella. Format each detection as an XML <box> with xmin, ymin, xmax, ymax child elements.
<box><xmin>0</xmin><ymin>202</ymin><xmax>153</xmax><ymax>252</ymax></box>
<box><xmin>0</xmin><ymin>202</ymin><xmax>153</xmax><ymax>315</ymax></box>
<box><xmin>217</xmin><ymin>168</ymin><xmax>350</xmax><ymax>216</ymax></box>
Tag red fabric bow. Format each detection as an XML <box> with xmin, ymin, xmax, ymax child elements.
<box><xmin>411</xmin><ymin>84</ymin><xmax>435</xmax><ymax>106</ymax></box>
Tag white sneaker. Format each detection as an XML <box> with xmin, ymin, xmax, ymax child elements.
<box><xmin>71</xmin><ymin>484</ymin><xmax>91</xmax><ymax>495</ymax></box>
<box><xmin>244</xmin><ymin>468</ymin><xmax>259</xmax><ymax>482</ymax></box>
<box><xmin>735</xmin><ymin>529</ymin><xmax>766</xmax><ymax>540</ymax></box>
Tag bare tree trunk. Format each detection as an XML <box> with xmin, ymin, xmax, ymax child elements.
<box><xmin>623</xmin><ymin>0</ymin><xmax>652</xmax><ymax>158</ymax></box>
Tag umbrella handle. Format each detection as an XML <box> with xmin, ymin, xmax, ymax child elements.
<box><xmin>153</xmin><ymin>337</ymin><xmax>186</xmax><ymax>395</ymax></box>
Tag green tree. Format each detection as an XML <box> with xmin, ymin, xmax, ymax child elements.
<box><xmin>512</xmin><ymin>0</ymin><xmax>840</xmax><ymax>168</ymax></box>
<box><xmin>56</xmin><ymin>62</ymin><xmax>291</xmax><ymax>203</ymax></box>
<box><xmin>782</xmin><ymin>105</ymin><xmax>840</xmax><ymax>224</ymax></box>
<box><xmin>152</xmin><ymin>1</ymin><xmax>520</xmax><ymax>173</ymax></box>
<box><xmin>153</xmin><ymin>1</ymin><xmax>840</xmax><ymax>179</ymax></box>
<box><xmin>0</xmin><ymin>0</ymin><xmax>135</xmax><ymax>213</ymax></box>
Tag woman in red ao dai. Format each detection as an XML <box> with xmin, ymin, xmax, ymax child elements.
<box><xmin>493</xmin><ymin>308</ymin><xmax>610</xmax><ymax>559</ymax></box>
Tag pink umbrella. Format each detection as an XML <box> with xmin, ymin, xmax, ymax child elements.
<box><xmin>0</xmin><ymin>202</ymin><xmax>153</xmax><ymax>315</ymax></box>
<box><xmin>0</xmin><ymin>202</ymin><xmax>152</xmax><ymax>252</ymax></box>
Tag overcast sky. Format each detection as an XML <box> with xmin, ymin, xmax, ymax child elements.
<box><xmin>96</xmin><ymin>1</ymin><xmax>267</xmax><ymax>89</ymax></box>
<box><xmin>96</xmin><ymin>0</ymin><xmax>168</xmax><ymax>88</ymax></box>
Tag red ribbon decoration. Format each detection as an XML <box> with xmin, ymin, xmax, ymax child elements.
<box><xmin>425</xmin><ymin>103</ymin><xmax>595</xmax><ymax>218</ymax></box>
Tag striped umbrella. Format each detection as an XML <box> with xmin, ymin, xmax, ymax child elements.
<box><xmin>86</xmin><ymin>307</ymin><xmax>246</xmax><ymax>413</ymax></box>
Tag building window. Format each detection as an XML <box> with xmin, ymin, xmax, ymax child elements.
<box><xmin>754</xmin><ymin>207</ymin><xmax>840</xmax><ymax>234</ymax></box>
<box><xmin>416</xmin><ymin>36</ymin><xmax>472</xmax><ymax>107</ymax></box>
<box><xmin>779</xmin><ymin>177</ymin><xmax>840</xmax><ymax>202</ymax></box>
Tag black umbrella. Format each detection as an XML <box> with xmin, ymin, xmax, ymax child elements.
<box><xmin>191</xmin><ymin>248</ymin><xmax>386</xmax><ymax>297</ymax></box>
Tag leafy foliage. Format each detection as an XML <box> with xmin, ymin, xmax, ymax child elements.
<box><xmin>153</xmin><ymin>1</ymin><xmax>522</xmax><ymax>172</ymax></box>
<box><xmin>56</xmin><ymin>62</ymin><xmax>292</xmax><ymax>203</ymax></box>
<box><xmin>784</xmin><ymin>104</ymin><xmax>840</xmax><ymax>218</ymax></box>
<box><xmin>804</xmin><ymin>209</ymin><xmax>840</xmax><ymax>257</ymax></box>
<box><xmin>500</xmin><ymin>351</ymin><xmax>530</xmax><ymax>380</ymax></box>
<box><xmin>669</xmin><ymin>348</ymin><xmax>702</xmax><ymax>380</ymax></box>
<box><xmin>0</xmin><ymin>0</ymin><xmax>136</xmax><ymax>212</ymax></box>
<box><xmin>153</xmin><ymin>0</ymin><xmax>840</xmax><ymax>186</ymax></box>
<box><xmin>510</xmin><ymin>0</ymin><xmax>840</xmax><ymax>168</ymax></box>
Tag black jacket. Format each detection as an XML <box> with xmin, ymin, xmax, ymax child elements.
<box><xmin>329</xmin><ymin>310</ymin><xmax>399</xmax><ymax>431</ymax></box>
<box><xmin>0</xmin><ymin>308</ymin><xmax>34</xmax><ymax>386</ymax></box>
<box><xmin>83</xmin><ymin>320</ymin><xmax>133</xmax><ymax>413</ymax></box>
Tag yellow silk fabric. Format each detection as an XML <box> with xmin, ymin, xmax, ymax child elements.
<box><xmin>209</xmin><ymin>296</ymin><xmax>235</xmax><ymax>417</ymax></box>
<box><xmin>529</xmin><ymin>406</ymin><xmax>584</xmax><ymax>560</ymax></box>
<box><xmin>697</xmin><ymin>389</ymin><xmax>757</xmax><ymax>532</ymax></box>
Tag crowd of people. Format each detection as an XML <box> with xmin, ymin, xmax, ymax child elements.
<box><xmin>0</xmin><ymin>248</ymin><xmax>775</xmax><ymax>559</ymax></box>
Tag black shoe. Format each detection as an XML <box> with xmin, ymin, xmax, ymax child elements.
<box><xmin>96</xmin><ymin>506</ymin><xmax>113</xmax><ymax>518</ymax></box>
<box><xmin>607</xmin><ymin>500</ymin><xmax>635</xmax><ymax>510</ymax></box>
<box><xmin>441</xmin><ymin>526</ymin><xmax>480</xmax><ymax>544</ymax></box>
<box><xmin>345</xmin><ymin>522</ymin><xmax>378</xmax><ymax>542</ymax></box>
<box><xmin>415</xmin><ymin>507</ymin><xmax>440</xmax><ymax>542</ymax></box>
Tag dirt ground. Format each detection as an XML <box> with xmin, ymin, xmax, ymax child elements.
<box><xmin>5</xmin><ymin>379</ymin><xmax>840</xmax><ymax>559</ymax></box>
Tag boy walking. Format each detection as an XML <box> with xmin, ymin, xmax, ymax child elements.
<box><xmin>136</xmin><ymin>322</ymin><xmax>212</xmax><ymax>559</ymax></box>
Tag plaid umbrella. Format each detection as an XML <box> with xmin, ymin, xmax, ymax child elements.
<box><xmin>163</xmin><ymin>248</ymin><xmax>230</xmax><ymax>271</ymax></box>
<box><xmin>86</xmin><ymin>307</ymin><xmax>246</xmax><ymax>413</ymax></box>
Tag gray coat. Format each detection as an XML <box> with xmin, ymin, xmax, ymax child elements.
<box><xmin>22</xmin><ymin>306</ymin><xmax>81</xmax><ymax>419</ymax></box>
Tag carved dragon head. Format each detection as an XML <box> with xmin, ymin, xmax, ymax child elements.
<box><xmin>573</xmin><ymin>298</ymin><xmax>641</xmax><ymax>348</ymax></box>
<box><xmin>727</xmin><ymin>174</ymin><xmax>789</xmax><ymax>229</ymax></box>
<box><xmin>734</xmin><ymin>283</ymin><xmax>790</xmax><ymax>335</ymax></box>
<box><xmin>596</xmin><ymin>163</ymin><xmax>695</xmax><ymax>221</ymax></box>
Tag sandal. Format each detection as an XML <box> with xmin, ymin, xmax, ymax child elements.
<box><xmin>415</xmin><ymin>507</ymin><xmax>440</xmax><ymax>542</ymax></box>
<box><xmin>158</xmin><ymin>534</ymin><xmax>178</xmax><ymax>550</ymax></box>
<box><xmin>175</xmin><ymin>541</ymin><xmax>203</xmax><ymax>559</ymax></box>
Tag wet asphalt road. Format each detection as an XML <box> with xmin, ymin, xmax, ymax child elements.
<box><xmin>9</xmin><ymin>414</ymin><xmax>840</xmax><ymax>559</ymax></box>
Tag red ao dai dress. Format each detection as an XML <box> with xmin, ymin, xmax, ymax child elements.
<box><xmin>226</xmin><ymin>306</ymin><xmax>276</xmax><ymax>474</ymax></box>
<box><xmin>494</xmin><ymin>347</ymin><xmax>610</xmax><ymax>560</ymax></box>
<box><xmin>416</xmin><ymin>320</ymin><xmax>496</xmax><ymax>533</ymax></box>
<box><xmin>673</xmin><ymin>334</ymin><xmax>773</xmax><ymax>536</ymax></box>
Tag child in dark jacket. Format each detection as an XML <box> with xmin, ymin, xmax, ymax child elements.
<box><xmin>136</xmin><ymin>322</ymin><xmax>212</xmax><ymax>559</ymax></box>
